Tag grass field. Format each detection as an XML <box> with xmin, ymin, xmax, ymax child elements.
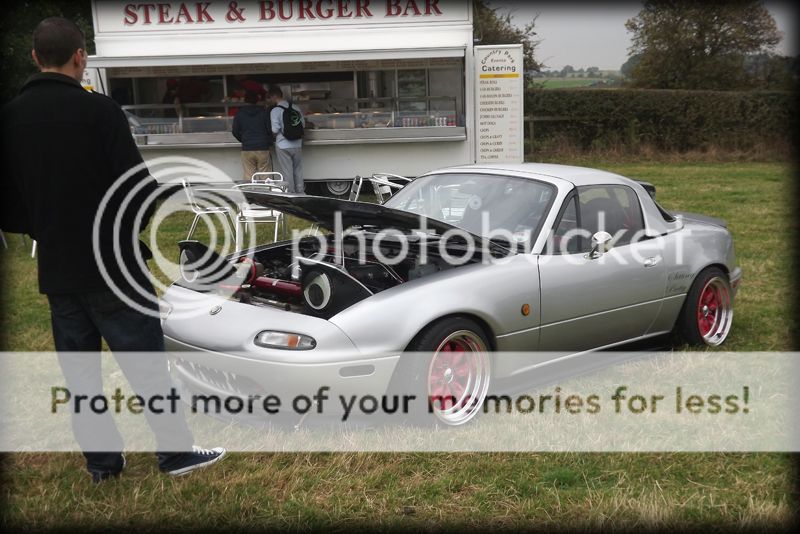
<box><xmin>0</xmin><ymin>161</ymin><xmax>795</xmax><ymax>531</ymax></box>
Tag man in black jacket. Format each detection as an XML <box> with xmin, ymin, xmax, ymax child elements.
<box><xmin>232</xmin><ymin>89</ymin><xmax>273</xmax><ymax>181</ymax></box>
<box><xmin>0</xmin><ymin>17</ymin><xmax>225</xmax><ymax>482</ymax></box>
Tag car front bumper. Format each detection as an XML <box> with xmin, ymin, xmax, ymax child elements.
<box><xmin>165</xmin><ymin>334</ymin><xmax>401</xmax><ymax>401</ymax></box>
<box><xmin>160</xmin><ymin>285</ymin><xmax>401</xmax><ymax>403</ymax></box>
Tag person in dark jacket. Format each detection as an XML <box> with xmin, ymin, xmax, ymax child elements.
<box><xmin>0</xmin><ymin>17</ymin><xmax>225</xmax><ymax>482</ymax></box>
<box><xmin>231</xmin><ymin>89</ymin><xmax>272</xmax><ymax>181</ymax></box>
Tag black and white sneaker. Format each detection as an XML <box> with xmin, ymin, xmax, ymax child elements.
<box><xmin>161</xmin><ymin>446</ymin><xmax>226</xmax><ymax>477</ymax></box>
<box><xmin>91</xmin><ymin>453</ymin><xmax>126</xmax><ymax>484</ymax></box>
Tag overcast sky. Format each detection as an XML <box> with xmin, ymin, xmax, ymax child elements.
<box><xmin>494</xmin><ymin>1</ymin><xmax>798</xmax><ymax>71</ymax></box>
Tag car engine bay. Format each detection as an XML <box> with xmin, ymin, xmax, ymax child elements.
<box><xmin>177</xmin><ymin>232</ymin><xmax>496</xmax><ymax>320</ymax></box>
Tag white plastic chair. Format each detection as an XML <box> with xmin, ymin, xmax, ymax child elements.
<box><xmin>370</xmin><ymin>173</ymin><xmax>412</xmax><ymax>204</ymax></box>
<box><xmin>181</xmin><ymin>179</ymin><xmax>237</xmax><ymax>241</ymax></box>
<box><xmin>348</xmin><ymin>175</ymin><xmax>364</xmax><ymax>202</ymax></box>
<box><xmin>233</xmin><ymin>182</ymin><xmax>287</xmax><ymax>246</ymax></box>
<box><xmin>251</xmin><ymin>171</ymin><xmax>288</xmax><ymax>191</ymax></box>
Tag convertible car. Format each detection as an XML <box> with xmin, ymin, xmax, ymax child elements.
<box><xmin>161</xmin><ymin>163</ymin><xmax>741</xmax><ymax>426</ymax></box>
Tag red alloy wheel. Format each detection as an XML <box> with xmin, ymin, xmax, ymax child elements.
<box><xmin>695</xmin><ymin>276</ymin><xmax>733</xmax><ymax>345</ymax></box>
<box><xmin>426</xmin><ymin>330</ymin><xmax>490</xmax><ymax>426</ymax></box>
<box><xmin>428</xmin><ymin>340</ymin><xmax>473</xmax><ymax>407</ymax></box>
<box><xmin>697</xmin><ymin>284</ymin><xmax>719</xmax><ymax>336</ymax></box>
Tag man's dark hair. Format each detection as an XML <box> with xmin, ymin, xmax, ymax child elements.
<box><xmin>32</xmin><ymin>17</ymin><xmax>86</xmax><ymax>68</ymax></box>
<box><xmin>244</xmin><ymin>90</ymin><xmax>258</xmax><ymax>104</ymax></box>
<box><xmin>267</xmin><ymin>86</ymin><xmax>283</xmax><ymax>99</ymax></box>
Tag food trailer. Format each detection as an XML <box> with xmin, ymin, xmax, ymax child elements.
<box><xmin>87</xmin><ymin>0</ymin><xmax>522</xmax><ymax>196</ymax></box>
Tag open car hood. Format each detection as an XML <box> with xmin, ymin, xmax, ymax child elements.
<box><xmin>243</xmin><ymin>192</ymin><xmax>464</xmax><ymax>236</ymax></box>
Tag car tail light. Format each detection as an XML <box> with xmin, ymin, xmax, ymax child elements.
<box><xmin>254</xmin><ymin>331</ymin><xmax>316</xmax><ymax>350</ymax></box>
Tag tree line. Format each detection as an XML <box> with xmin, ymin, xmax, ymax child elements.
<box><xmin>623</xmin><ymin>0</ymin><xmax>796</xmax><ymax>90</ymax></box>
<box><xmin>477</xmin><ymin>0</ymin><xmax>795</xmax><ymax>91</ymax></box>
<box><xmin>0</xmin><ymin>0</ymin><xmax>794</xmax><ymax>106</ymax></box>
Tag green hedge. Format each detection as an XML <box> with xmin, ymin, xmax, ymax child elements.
<box><xmin>524</xmin><ymin>89</ymin><xmax>795</xmax><ymax>153</ymax></box>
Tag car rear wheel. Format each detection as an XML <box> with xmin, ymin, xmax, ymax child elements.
<box><xmin>391</xmin><ymin>316</ymin><xmax>492</xmax><ymax>426</ymax></box>
<box><xmin>676</xmin><ymin>267</ymin><xmax>733</xmax><ymax>346</ymax></box>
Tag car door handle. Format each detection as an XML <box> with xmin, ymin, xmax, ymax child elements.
<box><xmin>643</xmin><ymin>256</ymin><xmax>662</xmax><ymax>268</ymax></box>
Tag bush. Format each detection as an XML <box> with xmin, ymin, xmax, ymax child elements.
<box><xmin>525</xmin><ymin>89</ymin><xmax>795</xmax><ymax>156</ymax></box>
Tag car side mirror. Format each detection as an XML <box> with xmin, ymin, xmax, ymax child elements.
<box><xmin>587</xmin><ymin>231</ymin><xmax>613</xmax><ymax>259</ymax></box>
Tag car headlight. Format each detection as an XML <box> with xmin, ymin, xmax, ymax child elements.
<box><xmin>254</xmin><ymin>331</ymin><xmax>316</xmax><ymax>350</ymax></box>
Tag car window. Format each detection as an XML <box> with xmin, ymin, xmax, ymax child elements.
<box><xmin>386</xmin><ymin>174</ymin><xmax>556</xmax><ymax>246</ymax></box>
<box><xmin>578</xmin><ymin>185</ymin><xmax>645</xmax><ymax>247</ymax></box>
<box><xmin>547</xmin><ymin>195</ymin><xmax>581</xmax><ymax>255</ymax></box>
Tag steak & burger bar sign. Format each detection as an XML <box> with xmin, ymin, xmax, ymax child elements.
<box><xmin>98</xmin><ymin>1</ymin><xmax>460</xmax><ymax>30</ymax></box>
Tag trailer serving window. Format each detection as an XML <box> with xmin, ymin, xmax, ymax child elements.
<box><xmin>108</xmin><ymin>59</ymin><xmax>466</xmax><ymax>147</ymax></box>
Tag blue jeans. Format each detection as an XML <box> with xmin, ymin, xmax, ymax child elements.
<box><xmin>48</xmin><ymin>290</ymin><xmax>194</xmax><ymax>475</ymax></box>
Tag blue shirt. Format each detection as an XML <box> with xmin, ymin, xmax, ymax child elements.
<box><xmin>270</xmin><ymin>100</ymin><xmax>304</xmax><ymax>150</ymax></box>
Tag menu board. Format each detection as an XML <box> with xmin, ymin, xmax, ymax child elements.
<box><xmin>81</xmin><ymin>68</ymin><xmax>100</xmax><ymax>92</ymax></box>
<box><xmin>474</xmin><ymin>45</ymin><xmax>524</xmax><ymax>164</ymax></box>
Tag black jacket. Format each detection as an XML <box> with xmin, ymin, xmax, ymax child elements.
<box><xmin>1</xmin><ymin>72</ymin><xmax>158</xmax><ymax>299</ymax></box>
<box><xmin>232</xmin><ymin>104</ymin><xmax>273</xmax><ymax>151</ymax></box>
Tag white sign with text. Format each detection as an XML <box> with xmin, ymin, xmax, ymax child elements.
<box><xmin>93</xmin><ymin>0</ymin><xmax>470</xmax><ymax>33</ymax></box>
<box><xmin>474</xmin><ymin>44</ymin><xmax>523</xmax><ymax>164</ymax></box>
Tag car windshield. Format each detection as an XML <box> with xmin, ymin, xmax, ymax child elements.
<box><xmin>384</xmin><ymin>173</ymin><xmax>556</xmax><ymax>246</ymax></box>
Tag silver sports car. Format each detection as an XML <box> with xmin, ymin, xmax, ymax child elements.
<box><xmin>161</xmin><ymin>163</ymin><xmax>741</xmax><ymax>425</ymax></box>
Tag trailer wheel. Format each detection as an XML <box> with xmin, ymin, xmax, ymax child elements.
<box><xmin>325</xmin><ymin>180</ymin><xmax>351</xmax><ymax>198</ymax></box>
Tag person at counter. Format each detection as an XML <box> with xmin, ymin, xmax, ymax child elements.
<box><xmin>232</xmin><ymin>90</ymin><xmax>273</xmax><ymax>181</ymax></box>
<box><xmin>161</xmin><ymin>78</ymin><xmax>179</xmax><ymax>118</ymax></box>
<box><xmin>227</xmin><ymin>75</ymin><xmax>267</xmax><ymax>117</ymax></box>
<box><xmin>268</xmin><ymin>86</ymin><xmax>305</xmax><ymax>194</ymax></box>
